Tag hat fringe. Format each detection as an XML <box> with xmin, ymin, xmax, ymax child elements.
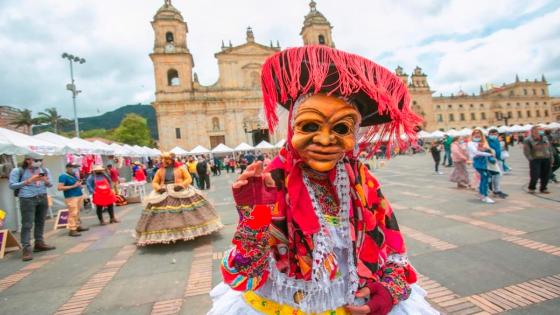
<box><xmin>261</xmin><ymin>45</ymin><xmax>422</xmax><ymax>156</ymax></box>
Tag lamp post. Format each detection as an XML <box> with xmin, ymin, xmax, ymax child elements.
<box><xmin>497</xmin><ymin>112</ymin><xmax>512</xmax><ymax>127</ymax></box>
<box><xmin>62</xmin><ymin>53</ymin><xmax>86</xmax><ymax>137</ymax></box>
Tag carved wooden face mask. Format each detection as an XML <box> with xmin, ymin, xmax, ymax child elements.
<box><xmin>291</xmin><ymin>94</ymin><xmax>361</xmax><ymax>172</ymax></box>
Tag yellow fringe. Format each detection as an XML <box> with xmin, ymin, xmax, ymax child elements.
<box><xmin>243</xmin><ymin>291</ymin><xmax>350</xmax><ymax>315</ymax></box>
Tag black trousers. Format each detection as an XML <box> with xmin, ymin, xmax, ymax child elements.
<box><xmin>198</xmin><ymin>173</ymin><xmax>210</xmax><ymax>190</ymax></box>
<box><xmin>528</xmin><ymin>158</ymin><xmax>551</xmax><ymax>191</ymax></box>
<box><xmin>96</xmin><ymin>204</ymin><xmax>115</xmax><ymax>221</ymax></box>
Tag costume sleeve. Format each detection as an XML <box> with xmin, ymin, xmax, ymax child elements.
<box><xmin>179</xmin><ymin>167</ymin><xmax>192</xmax><ymax>187</ymax></box>
<box><xmin>221</xmin><ymin>180</ymin><xmax>276</xmax><ymax>292</ymax></box>
<box><xmin>152</xmin><ymin>169</ymin><xmax>162</xmax><ymax>191</ymax></box>
<box><xmin>364</xmin><ymin>168</ymin><xmax>415</xmax><ymax>306</ymax></box>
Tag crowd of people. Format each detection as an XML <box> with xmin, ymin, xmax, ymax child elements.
<box><xmin>428</xmin><ymin>126</ymin><xmax>559</xmax><ymax>204</ymax></box>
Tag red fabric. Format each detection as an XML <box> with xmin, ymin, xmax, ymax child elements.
<box><xmin>260</xmin><ymin>45</ymin><xmax>422</xmax><ymax>155</ymax></box>
<box><xmin>134</xmin><ymin>169</ymin><xmax>146</xmax><ymax>181</ymax></box>
<box><xmin>109</xmin><ymin>168</ymin><xmax>120</xmax><ymax>182</ymax></box>
<box><xmin>92</xmin><ymin>177</ymin><xmax>116</xmax><ymax>206</ymax></box>
<box><xmin>366</xmin><ymin>282</ymin><xmax>394</xmax><ymax>315</ymax></box>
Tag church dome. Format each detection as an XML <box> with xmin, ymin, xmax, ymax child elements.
<box><xmin>303</xmin><ymin>0</ymin><xmax>331</xmax><ymax>27</ymax></box>
<box><xmin>154</xmin><ymin>0</ymin><xmax>184</xmax><ymax>21</ymax></box>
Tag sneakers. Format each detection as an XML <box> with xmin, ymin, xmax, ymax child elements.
<box><xmin>68</xmin><ymin>230</ymin><xmax>82</xmax><ymax>237</ymax></box>
<box><xmin>481</xmin><ymin>196</ymin><xmax>495</xmax><ymax>204</ymax></box>
<box><xmin>528</xmin><ymin>189</ymin><xmax>536</xmax><ymax>194</ymax></box>
<box><xmin>434</xmin><ymin>171</ymin><xmax>444</xmax><ymax>175</ymax></box>
<box><xmin>77</xmin><ymin>226</ymin><xmax>89</xmax><ymax>232</ymax></box>
<box><xmin>493</xmin><ymin>191</ymin><xmax>508</xmax><ymax>199</ymax></box>
<box><xmin>110</xmin><ymin>218</ymin><xmax>120</xmax><ymax>224</ymax></box>
<box><xmin>540</xmin><ymin>190</ymin><xmax>551</xmax><ymax>194</ymax></box>
<box><xmin>33</xmin><ymin>241</ymin><xmax>56</xmax><ymax>252</ymax></box>
<box><xmin>22</xmin><ymin>247</ymin><xmax>33</xmax><ymax>261</ymax></box>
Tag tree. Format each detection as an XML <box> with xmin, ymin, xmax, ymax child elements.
<box><xmin>112</xmin><ymin>114</ymin><xmax>152</xmax><ymax>146</ymax></box>
<box><xmin>10</xmin><ymin>109</ymin><xmax>38</xmax><ymax>135</ymax></box>
<box><xmin>80</xmin><ymin>128</ymin><xmax>114</xmax><ymax>140</ymax></box>
<box><xmin>37</xmin><ymin>107</ymin><xmax>63</xmax><ymax>133</ymax></box>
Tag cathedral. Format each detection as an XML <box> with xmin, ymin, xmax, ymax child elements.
<box><xmin>150</xmin><ymin>0</ymin><xmax>558</xmax><ymax>151</ymax></box>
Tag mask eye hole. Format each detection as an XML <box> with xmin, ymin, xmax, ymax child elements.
<box><xmin>301</xmin><ymin>122</ymin><xmax>319</xmax><ymax>133</ymax></box>
<box><xmin>332</xmin><ymin>123</ymin><xmax>350</xmax><ymax>135</ymax></box>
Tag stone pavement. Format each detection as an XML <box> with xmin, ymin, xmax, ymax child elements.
<box><xmin>0</xmin><ymin>146</ymin><xmax>559</xmax><ymax>315</ymax></box>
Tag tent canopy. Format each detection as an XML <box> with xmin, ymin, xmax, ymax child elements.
<box><xmin>170</xmin><ymin>146</ymin><xmax>188</xmax><ymax>155</ymax></box>
<box><xmin>255</xmin><ymin>140</ymin><xmax>275</xmax><ymax>150</ymax></box>
<box><xmin>275</xmin><ymin>139</ymin><xmax>286</xmax><ymax>148</ymax></box>
<box><xmin>234</xmin><ymin>142</ymin><xmax>254</xmax><ymax>151</ymax></box>
<box><xmin>188</xmin><ymin>145</ymin><xmax>210</xmax><ymax>155</ymax></box>
<box><xmin>211</xmin><ymin>143</ymin><xmax>233</xmax><ymax>153</ymax></box>
<box><xmin>2</xmin><ymin>128</ymin><xmax>66</xmax><ymax>155</ymax></box>
<box><xmin>428</xmin><ymin>130</ymin><xmax>445</xmax><ymax>138</ymax></box>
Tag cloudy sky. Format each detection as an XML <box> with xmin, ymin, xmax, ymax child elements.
<box><xmin>0</xmin><ymin>0</ymin><xmax>559</xmax><ymax>118</ymax></box>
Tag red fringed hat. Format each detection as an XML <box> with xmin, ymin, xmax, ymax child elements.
<box><xmin>261</xmin><ymin>45</ymin><xmax>422</xmax><ymax>150</ymax></box>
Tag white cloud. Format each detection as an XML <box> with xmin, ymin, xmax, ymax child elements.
<box><xmin>0</xmin><ymin>0</ymin><xmax>558</xmax><ymax>119</ymax></box>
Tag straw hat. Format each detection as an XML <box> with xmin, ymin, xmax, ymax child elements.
<box><xmin>92</xmin><ymin>165</ymin><xmax>105</xmax><ymax>172</ymax></box>
<box><xmin>133</xmin><ymin>161</ymin><xmax>141</xmax><ymax>165</ymax></box>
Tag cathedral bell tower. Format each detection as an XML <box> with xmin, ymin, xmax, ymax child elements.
<box><xmin>301</xmin><ymin>0</ymin><xmax>334</xmax><ymax>47</ymax></box>
<box><xmin>150</xmin><ymin>0</ymin><xmax>194</xmax><ymax>99</ymax></box>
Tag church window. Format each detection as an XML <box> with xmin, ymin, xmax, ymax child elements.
<box><xmin>509</xmin><ymin>90</ymin><xmax>514</xmax><ymax>96</ymax></box>
<box><xmin>459</xmin><ymin>104</ymin><xmax>463</xmax><ymax>108</ymax></box>
<box><xmin>535</xmin><ymin>102</ymin><xmax>539</xmax><ymax>105</ymax></box>
<box><xmin>544</xmin><ymin>110</ymin><xmax>549</xmax><ymax>117</ymax></box>
<box><xmin>166</xmin><ymin>32</ymin><xmax>174</xmax><ymax>43</ymax></box>
<box><xmin>167</xmin><ymin>69</ymin><xmax>180</xmax><ymax>86</ymax></box>
<box><xmin>506</xmin><ymin>103</ymin><xmax>511</xmax><ymax>107</ymax></box>
<box><xmin>532</xmin><ymin>89</ymin><xmax>536</xmax><ymax>95</ymax></box>
<box><xmin>536</xmin><ymin>110</ymin><xmax>540</xmax><ymax>117</ymax></box>
<box><xmin>481</xmin><ymin>112</ymin><xmax>486</xmax><ymax>120</ymax></box>
<box><xmin>480</xmin><ymin>104</ymin><xmax>484</xmax><ymax>108</ymax></box>
<box><xmin>460</xmin><ymin>113</ymin><xmax>465</xmax><ymax>121</ymax></box>
<box><xmin>449</xmin><ymin>113</ymin><xmax>454</xmax><ymax>121</ymax></box>
<box><xmin>523</xmin><ymin>89</ymin><xmax>527</xmax><ymax>95</ymax></box>
<box><xmin>318</xmin><ymin>35</ymin><xmax>325</xmax><ymax>45</ymax></box>
<box><xmin>212</xmin><ymin>117</ymin><xmax>220</xmax><ymax>131</ymax></box>
<box><xmin>436</xmin><ymin>105</ymin><xmax>441</xmax><ymax>110</ymax></box>
<box><xmin>527</xmin><ymin>110</ymin><xmax>531</xmax><ymax>118</ymax></box>
<box><xmin>436</xmin><ymin>114</ymin><xmax>443</xmax><ymax>122</ymax></box>
<box><xmin>448</xmin><ymin>104</ymin><xmax>452</xmax><ymax>109</ymax></box>
<box><xmin>541</xmin><ymin>89</ymin><xmax>545</xmax><ymax>95</ymax></box>
<box><xmin>471</xmin><ymin>113</ymin><xmax>476</xmax><ymax>120</ymax></box>
<box><xmin>175</xmin><ymin>128</ymin><xmax>181</xmax><ymax>139</ymax></box>
<box><xmin>516</xmin><ymin>102</ymin><xmax>520</xmax><ymax>107</ymax></box>
<box><xmin>508</xmin><ymin>111</ymin><xmax>512</xmax><ymax>118</ymax></box>
<box><xmin>470</xmin><ymin>104</ymin><xmax>474</xmax><ymax>108</ymax></box>
<box><xmin>517</xmin><ymin>111</ymin><xmax>522</xmax><ymax>118</ymax></box>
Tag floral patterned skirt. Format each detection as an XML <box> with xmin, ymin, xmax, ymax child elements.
<box><xmin>449</xmin><ymin>161</ymin><xmax>470</xmax><ymax>186</ymax></box>
<box><xmin>135</xmin><ymin>185</ymin><xmax>223</xmax><ymax>246</ymax></box>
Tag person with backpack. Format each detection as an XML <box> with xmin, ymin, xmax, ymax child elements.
<box><xmin>58</xmin><ymin>163</ymin><xmax>89</xmax><ymax>237</ymax></box>
<box><xmin>8</xmin><ymin>154</ymin><xmax>56</xmax><ymax>261</ymax></box>
<box><xmin>87</xmin><ymin>165</ymin><xmax>119</xmax><ymax>225</ymax></box>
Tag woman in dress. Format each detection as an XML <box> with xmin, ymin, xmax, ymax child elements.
<box><xmin>209</xmin><ymin>46</ymin><xmax>438</xmax><ymax>315</ymax></box>
<box><xmin>449</xmin><ymin>136</ymin><xmax>470</xmax><ymax>188</ymax></box>
<box><xmin>135</xmin><ymin>152</ymin><xmax>223</xmax><ymax>246</ymax></box>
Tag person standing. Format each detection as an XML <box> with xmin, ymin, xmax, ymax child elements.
<box><xmin>196</xmin><ymin>156</ymin><xmax>210</xmax><ymax>190</ymax></box>
<box><xmin>468</xmin><ymin>129</ymin><xmax>496</xmax><ymax>204</ymax></box>
<box><xmin>443</xmin><ymin>135</ymin><xmax>453</xmax><ymax>167</ymax></box>
<box><xmin>430</xmin><ymin>141</ymin><xmax>443</xmax><ymax>175</ymax></box>
<box><xmin>8</xmin><ymin>154</ymin><xmax>56</xmax><ymax>261</ymax></box>
<box><xmin>487</xmin><ymin>129</ymin><xmax>508</xmax><ymax>198</ymax></box>
<box><xmin>58</xmin><ymin>163</ymin><xmax>89</xmax><ymax>237</ymax></box>
<box><xmin>449</xmin><ymin>137</ymin><xmax>470</xmax><ymax>188</ymax></box>
<box><xmin>523</xmin><ymin>126</ymin><xmax>555</xmax><ymax>194</ymax></box>
<box><xmin>186</xmin><ymin>156</ymin><xmax>199</xmax><ymax>187</ymax></box>
<box><xmin>87</xmin><ymin>165</ymin><xmax>119</xmax><ymax>224</ymax></box>
<box><xmin>106</xmin><ymin>164</ymin><xmax>120</xmax><ymax>194</ymax></box>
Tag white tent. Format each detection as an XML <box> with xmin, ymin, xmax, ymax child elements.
<box><xmin>234</xmin><ymin>142</ymin><xmax>254</xmax><ymax>151</ymax></box>
<box><xmin>497</xmin><ymin>125</ymin><xmax>509</xmax><ymax>133</ymax></box>
<box><xmin>189</xmin><ymin>145</ymin><xmax>210</xmax><ymax>155</ymax></box>
<box><xmin>69</xmin><ymin>137</ymin><xmax>107</xmax><ymax>154</ymax></box>
<box><xmin>428</xmin><ymin>130</ymin><xmax>445</xmax><ymax>138</ymax></box>
<box><xmin>417</xmin><ymin>131</ymin><xmax>431</xmax><ymax>139</ymax></box>
<box><xmin>543</xmin><ymin>122</ymin><xmax>560</xmax><ymax>129</ymax></box>
<box><xmin>33</xmin><ymin>132</ymin><xmax>79</xmax><ymax>154</ymax></box>
<box><xmin>1</xmin><ymin>128</ymin><xmax>66</xmax><ymax>155</ymax></box>
<box><xmin>211</xmin><ymin>143</ymin><xmax>234</xmax><ymax>154</ymax></box>
<box><xmin>445</xmin><ymin>129</ymin><xmax>460</xmax><ymax>136</ymax></box>
<box><xmin>92</xmin><ymin>140</ymin><xmax>115</xmax><ymax>155</ymax></box>
<box><xmin>255</xmin><ymin>140</ymin><xmax>275</xmax><ymax>150</ymax></box>
<box><xmin>458</xmin><ymin>128</ymin><xmax>472</xmax><ymax>136</ymax></box>
<box><xmin>521</xmin><ymin>124</ymin><xmax>533</xmax><ymax>132</ymax></box>
<box><xmin>109</xmin><ymin>143</ymin><xmax>131</xmax><ymax>156</ymax></box>
<box><xmin>275</xmin><ymin>139</ymin><xmax>286</xmax><ymax>148</ymax></box>
<box><xmin>170</xmin><ymin>146</ymin><xmax>188</xmax><ymax>156</ymax></box>
<box><xmin>509</xmin><ymin>124</ymin><xmax>523</xmax><ymax>132</ymax></box>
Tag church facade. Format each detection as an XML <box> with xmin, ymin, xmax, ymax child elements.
<box><xmin>150</xmin><ymin>1</ymin><xmax>557</xmax><ymax>151</ymax></box>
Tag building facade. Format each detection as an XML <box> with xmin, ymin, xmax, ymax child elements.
<box><xmin>150</xmin><ymin>1</ymin><xmax>558</xmax><ymax>151</ymax></box>
<box><xmin>0</xmin><ymin>105</ymin><xmax>30</xmax><ymax>134</ymax></box>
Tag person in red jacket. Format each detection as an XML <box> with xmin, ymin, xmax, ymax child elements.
<box><xmin>208</xmin><ymin>46</ymin><xmax>438</xmax><ymax>315</ymax></box>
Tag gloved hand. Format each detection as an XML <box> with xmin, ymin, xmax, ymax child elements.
<box><xmin>157</xmin><ymin>187</ymin><xmax>166</xmax><ymax>194</ymax></box>
<box><xmin>173</xmin><ymin>185</ymin><xmax>184</xmax><ymax>192</ymax></box>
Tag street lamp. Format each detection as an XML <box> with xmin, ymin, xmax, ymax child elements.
<box><xmin>62</xmin><ymin>52</ymin><xmax>86</xmax><ymax>137</ymax></box>
<box><xmin>496</xmin><ymin>112</ymin><xmax>512</xmax><ymax>127</ymax></box>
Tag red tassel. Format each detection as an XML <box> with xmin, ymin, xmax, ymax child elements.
<box><xmin>261</xmin><ymin>45</ymin><xmax>422</xmax><ymax>158</ymax></box>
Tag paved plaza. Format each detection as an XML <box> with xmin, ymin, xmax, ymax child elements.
<box><xmin>0</xmin><ymin>146</ymin><xmax>559</xmax><ymax>315</ymax></box>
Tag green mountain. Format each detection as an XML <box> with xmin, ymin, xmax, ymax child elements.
<box><xmin>35</xmin><ymin>104</ymin><xmax>159</xmax><ymax>139</ymax></box>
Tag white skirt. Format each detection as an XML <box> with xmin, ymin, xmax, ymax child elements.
<box><xmin>207</xmin><ymin>282</ymin><xmax>440</xmax><ymax>315</ymax></box>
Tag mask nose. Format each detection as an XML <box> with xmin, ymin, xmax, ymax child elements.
<box><xmin>313</xmin><ymin>128</ymin><xmax>335</xmax><ymax>146</ymax></box>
